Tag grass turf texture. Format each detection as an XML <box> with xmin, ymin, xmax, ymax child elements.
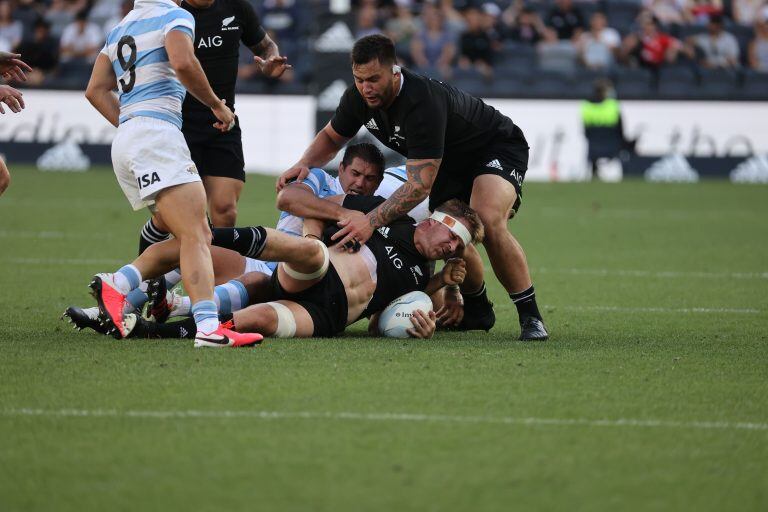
<box><xmin>1</xmin><ymin>166</ymin><xmax>766</xmax><ymax>511</ymax></box>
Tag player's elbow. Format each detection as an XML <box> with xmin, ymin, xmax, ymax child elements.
<box><xmin>275</xmin><ymin>188</ymin><xmax>294</xmax><ymax>211</ymax></box>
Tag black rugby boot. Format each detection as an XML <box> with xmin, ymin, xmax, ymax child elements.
<box><xmin>519</xmin><ymin>316</ymin><xmax>549</xmax><ymax>341</ymax></box>
<box><xmin>455</xmin><ymin>287</ymin><xmax>496</xmax><ymax>332</ymax></box>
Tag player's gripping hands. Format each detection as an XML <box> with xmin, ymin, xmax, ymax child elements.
<box><xmin>211</xmin><ymin>98</ymin><xmax>235</xmax><ymax>133</ymax></box>
<box><xmin>0</xmin><ymin>84</ymin><xmax>24</xmax><ymax>114</ymax></box>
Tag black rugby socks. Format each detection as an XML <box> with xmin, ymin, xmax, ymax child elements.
<box><xmin>211</xmin><ymin>226</ymin><xmax>268</xmax><ymax>259</ymax></box>
<box><xmin>138</xmin><ymin>218</ymin><xmax>170</xmax><ymax>254</ymax></box>
<box><xmin>510</xmin><ymin>285</ymin><xmax>543</xmax><ymax>322</ymax></box>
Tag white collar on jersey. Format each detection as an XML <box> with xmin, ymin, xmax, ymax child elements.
<box><xmin>394</xmin><ymin>66</ymin><xmax>404</xmax><ymax>97</ymax></box>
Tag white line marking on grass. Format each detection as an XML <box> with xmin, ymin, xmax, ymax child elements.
<box><xmin>3</xmin><ymin>408</ymin><xmax>767</xmax><ymax>431</ymax></box>
<box><xmin>535</xmin><ymin>267</ymin><xmax>768</xmax><ymax>280</ymax></box>
<box><xmin>554</xmin><ymin>305</ymin><xmax>762</xmax><ymax>315</ymax></box>
<box><xmin>5</xmin><ymin>258</ymin><xmax>124</xmax><ymax>266</ymax></box>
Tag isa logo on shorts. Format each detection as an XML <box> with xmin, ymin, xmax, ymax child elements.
<box><xmin>137</xmin><ymin>171</ymin><xmax>161</xmax><ymax>189</ymax></box>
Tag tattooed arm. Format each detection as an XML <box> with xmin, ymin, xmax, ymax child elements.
<box><xmin>249</xmin><ymin>34</ymin><xmax>291</xmax><ymax>78</ymax></box>
<box><xmin>331</xmin><ymin>158</ymin><xmax>441</xmax><ymax>249</ymax></box>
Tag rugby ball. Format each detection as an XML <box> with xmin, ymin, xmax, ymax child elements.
<box><xmin>377</xmin><ymin>291</ymin><xmax>434</xmax><ymax>338</ymax></box>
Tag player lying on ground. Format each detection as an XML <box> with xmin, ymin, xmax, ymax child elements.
<box><xmin>107</xmin><ymin>197</ymin><xmax>483</xmax><ymax>341</ymax></box>
<box><xmin>64</xmin><ymin>145</ymin><xmax>463</xmax><ymax>332</ymax></box>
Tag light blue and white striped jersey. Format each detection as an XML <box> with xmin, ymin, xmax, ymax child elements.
<box><xmin>101</xmin><ymin>0</ymin><xmax>194</xmax><ymax>129</ymax></box>
<box><xmin>275</xmin><ymin>168</ymin><xmax>345</xmax><ymax>237</ymax></box>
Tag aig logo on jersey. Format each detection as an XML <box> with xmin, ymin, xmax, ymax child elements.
<box><xmin>221</xmin><ymin>16</ymin><xmax>239</xmax><ymax>31</ymax></box>
<box><xmin>137</xmin><ymin>171</ymin><xmax>160</xmax><ymax>189</ymax></box>
<box><xmin>198</xmin><ymin>35</ymin><xmax>223</xmax><ymax>48</ymax></box>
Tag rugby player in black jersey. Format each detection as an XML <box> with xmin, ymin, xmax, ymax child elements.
<box><xmin>277</xmin><ymin>34</ymin><xmax>548</xmax><ymax>341</ymax></box>
<box><xmin>116</xmin><ymin>197</ymin><xmax>481</xmax><ymax>341</ymax></box>
<box><xmin>138</xmin><ymin>0</ymin><xmax>291</xmax><ymax>252</ymax></box>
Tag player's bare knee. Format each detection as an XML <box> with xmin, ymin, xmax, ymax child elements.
<box><xmin>233</xmin><ymin>304</ymin><xmax>278</xmax><ymax>334</ymax></box>
<box><xmin>284</xmin><ymin>240</ymin><xmax>329</xmax><ymax>279</ymax></box>
<box><xmin>210</xmin><ymin>201</ymin><xmax>237</xmax><ymax>227</ymax></box>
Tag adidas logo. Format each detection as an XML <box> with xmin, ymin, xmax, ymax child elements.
<box><xmin>644</xmin><ymin>154</ymin><xmax>699</xmax><ymax>183</ymax></box>
<box><xmin>377</xmin><ymin>226</ymin><xmax>390</xmax><ymax>238</ymax></box>
<box><xmin>233</xmin><ymin>231</ymin><xmax>239</xmax><ymax>241</ymax></box>
<box><xmin>314</xmin><ymin>21</ymin><xmax>354</xmax><ymax>52</ymax></box>
<box><xmin>317</xmin><ymin>79</ymin><xmax>349</xmax><ymax>111</ymax></box>
<box><xmin>730</xmin><ymin>155</ymin><xmax>768</xmax><ymax>184</ymax></box>
<box><xmin>180</xmin><ymin>327</ymin><xmax>188</xmax><ymax>337</ymax></box>
<box><xmin>365</xmin><ymin>119</ymin><xmax>379</xmax><ymax>131</ymax></box>
<box><xmin>486</xmin><ymin>159</ymin><xmax>503</xmax><ymax>171</ymax></box>
<box><xmin>37</xmin><ymin>141</ymin><xmax>90</xmax><ymax>172</ymax></box>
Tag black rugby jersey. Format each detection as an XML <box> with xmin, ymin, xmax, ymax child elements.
<box><xmin>322</xmin><ymin>195</ymin><xmax>431</xmax><ymax>318</ymax></box>
<box><xmin>330</xmin><ymin>67</ymin><xmax>522</xmax><ymax>161</ymax></box>
<box><xmin>181</xmin><ymin>0</ymin><xmax>265</xmax><ymax>123</ymax></box>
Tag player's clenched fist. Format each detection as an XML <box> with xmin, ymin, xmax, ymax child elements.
<box><xmin>211</xmin><ymin>98</ymin><xmax>235</xmax><ymax>133</ymax></box>
<box><xmin>440</xmin><ymin>257</ymin><xmax>466</xmax><ymax>287</ymax></box>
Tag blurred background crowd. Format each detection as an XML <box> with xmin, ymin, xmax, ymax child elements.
<box><xmin>1</xmin><ymin>0</ymin><xmax>767</xmax><ymax>98</ymax></box>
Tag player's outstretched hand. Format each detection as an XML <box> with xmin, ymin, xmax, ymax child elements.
<box><xmin>0</xmin><ymin>84</ymin><xmax>24</xmax><ymax>114</ymax></box>
<box><xmin>254</xmin><ymin>55</ymin><xmax>292</xmax><ymax>78</ymax></box>
<box><xmin>441</xmin><ymin>258</ymin><xmax>466</xmax><ymax>287</ymax></box>
<box><xmin>276</xmin><ymin>165</ymin><xmax>310</xmax><ymax>191</ymax></box>
<box><xmin>0</xmin><ymin>51</ymin><xmax>32</xmax><ymax>82</ymax></box>
<box><xmin>332</xmin><ymin>210</ymin><xmax>374</xmax><ymax>252</ymax></box>
<box><xmin>436</xmin><ymin>286</ymin><xmax>464</xmax><ymax>327</ymax></box>
<box><xmin>406</xmin><ymin>309</ymin><xmax>437</xmax><ymax>339</ymax></box>
<box><xmin>211</xmin><ymin>98</ymin><xmax>235</xmax><ymax>132</ymax></box>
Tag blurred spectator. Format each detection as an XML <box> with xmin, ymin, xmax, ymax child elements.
<box><xmin>410</xmin><ymin>2</ymin><xmax>456</xmax><ymax>77</ymax></box>
<box><xmin>90</xmin><ymin>0</ymin><xmax>122</xmax><ymax>28</ymax></box>
<box><xmin>458</xmin><ymin>6</ymin><xmax>497</xmax><ymax>78</ymax></box>
<box><xmin>46</xmin><ymin>0</ymin><xmax>87</xmax><ymax>39</ymax></box>
<box><xmin>503</xmin><ymin>5</ymin><xmax>552</xmax><ymax>45</ymax></box>
<box><xmin>355</xmin><ymin>5</ymin><xmax>382</xmax><ymax>39</ymax></box>
<box><xmin>642</xmin><ymin>0</ymin><xmax>686</xmax><ymax>26</ymax></box>
<box><xmin>0</xmin><ymin>0</ymin><xmax>23</xmax><ymax>49</ymax></box>
<box><xmin>621</xmin><ymin>13</ymin><xmax>681</xmax><ymax>68</ymax></box>
<box><xmin>59</xmin><ymin>10</ymin><xmax>103</xmax><ymax>64</ymax></box>
<box><xmin>103</xmin><ymin>0</ymin><xmax>133</xmax><ymax>37</ymax></box>
<box><xmin>684</xmin><ymin>0</ymin><xmax>724</xmax><ymax>24</ymax></box>
<box><xmin>385</xmin><ymin>1</ymin><xmax>418</xmax><ymax>49</ymax></box>
<box><xmin>14</xmin><ymin>0</ymin><xmax>44</xmax><ymax>41</ymax></box>
<box><xmin>684</xmin><ymin>14</ymin><xmax>740</xmax><ymax>67</ymax></box>
<box><xmin>439</xmin><ymin>0</ymin><xmax>468</xmax><ymax>35</ymax></box>
<box><xmin>733</xmin><ymin>0</ymin><xmax>768</xmax><ymax>25</ymax></box>
<box><xmin>577</xmin><ymin>11</ymin><xmax>621</xmax><ymax>70</ymax></box>
<box><xmin>14</xmin><ymin>18</ymin><xmax>58</xmax><ymax>85</ymax></box>
<box><xmin>260</xmin><ymin>0</ymin><xmax>301</xmax><ymax>42</ymax></box>
<box><xmin>546</xmin><ymin>0</ymin><xmax>585</xmax><ymax>41</ymax></box>
<box><xmin>748</xmin><ymin>18</ymin><xmax>768</xmax><ymax>70</ymax></box>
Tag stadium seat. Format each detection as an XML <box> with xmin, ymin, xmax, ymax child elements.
<box><xmin>741</xmin><ymin>70</ymin><xmax>768</xmax><ymax>100</ymax></box>
<box><xmin>698</xmin><ymin>68</ymin><xmax>740</xmax><ymax>99</ymax></box>
<box><xmin>605</xmin><ymin>0</ymin><xmax>642</xmax><ymax>36</ymax></box>
<box><xmin>537</xmin><ymin>41</ymin><xmax>578</xmax><ymax>75</ymax></box>
<box><xmin>487</xmin><ymin>76</ymin><xmax>529</xmax><ymax>98</ymax></box>
<box><xmin>495</xmin><ymin>43</ymin><xmax>536</xmax><ymax>79</ymax></box>
<box><xmin>613</xmin><ymin>67</ymin><xmax>654</xmax><ymax>98</ymax></box>
<box><xmin>656</xmin><ymin>64</ymin><xmax>700</xmax><ymax>99</ymax></box>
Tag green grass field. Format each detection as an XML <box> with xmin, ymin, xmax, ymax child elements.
<box><xmin>1</xmin><ymin>166</ymin><xmax>766</xmax><ymax>511</ymax></box>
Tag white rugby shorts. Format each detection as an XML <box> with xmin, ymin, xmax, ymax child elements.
<box><xmin>111</xmin><ymin>116</ymin><xmax>201</xmax><ymax>210</ymax></box>
<box><xmin>244</xmin><ymin>257</ymin><xmax>275</xmax><ymax>276</ymax></box>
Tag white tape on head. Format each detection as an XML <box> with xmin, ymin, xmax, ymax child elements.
<box><xmin>265</xmin><ymin>302</ymin><xmax>297</xmax><ymax>338</ymax></box>
<box><xmin>429</xmin><ymin>211</ymin><xmax>472</xmax><ymax>247</ymax></box>
<box><xmin>282</xmin><ymin>240</ymin><xmax>329</xmax><ymax>280</ymax></box>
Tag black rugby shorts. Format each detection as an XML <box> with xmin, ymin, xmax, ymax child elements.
<box><xmin>183</xmin><ymin>116</ymin><xmax>246</xmax><ymax>182</ymax></box>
